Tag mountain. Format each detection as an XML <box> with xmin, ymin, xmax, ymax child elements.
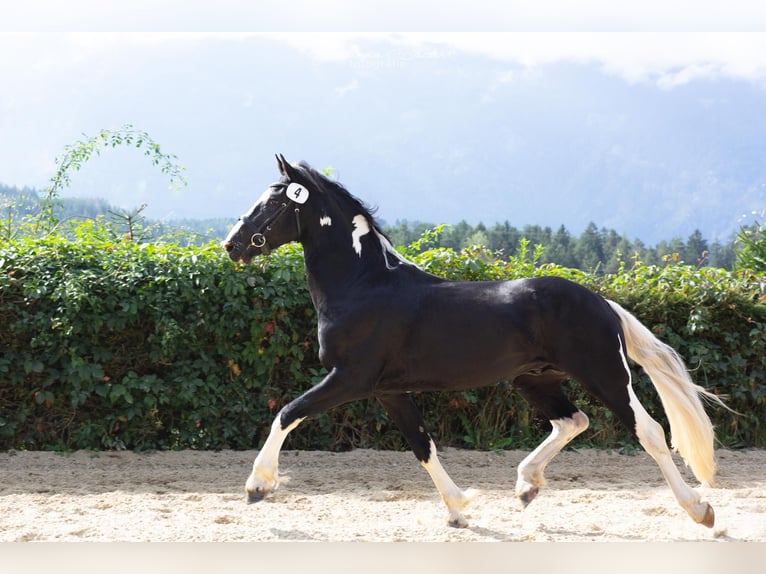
<box><xmin>2</xmin><ymin>35</ymin><xmax>765</xmax><ymax>245</ymax></box>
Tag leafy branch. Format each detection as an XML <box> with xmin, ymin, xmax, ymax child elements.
<box><xmin>36</xmin><ymin>124</ymin><xmax>187</xmax><ymax>234</ymax></box>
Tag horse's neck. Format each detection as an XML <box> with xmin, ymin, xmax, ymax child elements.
<box><xmin>302</xmin><ymin>233</ymin><xmax>443</xmax><ymax>317</ymax></box>
<box><xmin>303</xmin><ymin>236</ymin><xmax>370</xmax><ymax>304</ymax></box>
<box><xmin>301</xmin><ymin>221</ymin><xmax>392</xmax><ymax>308</ymax></box>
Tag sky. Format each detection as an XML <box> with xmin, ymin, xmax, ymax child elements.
<box><xmin>3</xmin><ymin>1</ymin><xmax>766</xmax><ymax>32</ymax></box>
<box><xmin>2</xmin><ymin>3</ymin><xmax>766</xmax><ymax>242</ymax></box>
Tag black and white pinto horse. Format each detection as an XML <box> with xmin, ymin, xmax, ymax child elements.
<box><xmin>223</xmin><ymin>155</ymin><xmax>721</xmax><ymax>529</ymax></box>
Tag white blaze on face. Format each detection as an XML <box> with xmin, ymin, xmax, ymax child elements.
<box><xmin>225</xmin><ymin>187</ymin><xmax>273</xmax><ymax>245</ymax></box>
<box><xmin>351</xmin><ymin>214</ymin><xmax>370</xmax><ymax>256</ymax></box>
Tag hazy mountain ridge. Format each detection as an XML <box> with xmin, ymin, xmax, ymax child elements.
<box><xmin>2</xmin><ymin>37</ymin><xmax>765</xmax><ymax>245</ymax></box>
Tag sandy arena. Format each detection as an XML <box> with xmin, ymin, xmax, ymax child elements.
<box><xmin>1</xmin><ymin>448</ymin><xmax>764</xmax><ymax>542</ymax></box>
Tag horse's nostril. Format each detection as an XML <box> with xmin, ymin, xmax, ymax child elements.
<box><xmin>223</xmin><ymin>241</ymin><xmax>234</xmax><ymax>252</ymax></box>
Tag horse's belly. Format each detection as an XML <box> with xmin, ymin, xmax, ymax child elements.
<box><xmin>382</xmin><ymin>340</ymin><xmax>537</xmax><ymax>392</ymax></box>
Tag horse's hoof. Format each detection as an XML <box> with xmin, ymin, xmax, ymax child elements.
<box><xmin>699</xmin><ymin>504</ymin><xmax>715</xmax><ymax>528</ymax></box>
<box><xmin>518</xmin><ymin>486</ymin><xmax>539</xmax><ymax>508</ymax></box>
<box><xmin>247</xmin><ymin>492</ymin><xmax>264</xmax><ymax>504</ymax></box>
<box><xmin>448</xmin><ymin>515</ymin><xmax>469</xmax><ymax>528</ymax></box>
<box><xmin>245</xmin><ymin>471</ymin><xmax>283</xmax><ymax>503</ymax></box>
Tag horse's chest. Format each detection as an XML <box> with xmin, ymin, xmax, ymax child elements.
<box><xmin>316</xmin><ymin>315</ymin><xmax>367</xmax><ymax>367</ymax></box>
<box><xmin>315</xmin><ymin>305</ymin><xmax>407</xmax><ymax>369</ymax></box>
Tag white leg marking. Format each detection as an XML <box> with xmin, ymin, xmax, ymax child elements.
<box><xmin>245</xmin><ymin>415</ymin><xmax>305</xmax><ymax>501</ymax></box>
<box><xmin>421</xmin><ymin>439</ymin><xmax>477</xmax><ymax>528</ymax></box>
<box><xmin>617</xmin><ymin>336</ymin><xmax>714</xmax><ymax>526</ymax></box>
<box><xmin>516</xmin><ymin>410</ymin><xmax>589</xmax><ymax>506</ymax></box>
<box><xmin>319</xmin><ymin>215</ymin><xmax>332</xmax><ymax>227</ymax></box>
<box><xmin>351</xmin><ymin>214</ymin><xmax>370</xmax><ymax>256</ymax></box>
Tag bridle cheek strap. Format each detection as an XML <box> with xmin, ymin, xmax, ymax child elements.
<box><xmin>248</xmin><ymin>203</ymin><xmax>302</xmax><ymax>254</ymax></box>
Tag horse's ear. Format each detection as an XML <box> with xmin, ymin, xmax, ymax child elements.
<box><xmin>275</xmin><ymin>154</ymin><xmax>298</xmax><ymax>179</ymax></box>
<box><xmin>275</xmin><ymin>154</ymin><xmax>287</xmax><ymax>175</ymax></box>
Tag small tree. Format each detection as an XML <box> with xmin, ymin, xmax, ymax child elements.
<box><xmin>107</xmin><ymin>204</ymin><xmax>151</xmax><ymax>242</ymax></box>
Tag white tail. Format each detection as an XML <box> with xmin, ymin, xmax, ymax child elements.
<box><xmin>607</xmin><ymin>300</ymin><xmax>723</xmax><ymax>486</ymax></box>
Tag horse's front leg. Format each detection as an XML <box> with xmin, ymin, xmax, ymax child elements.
<box><xmin>245</xmin><ymin>413</ymin><xmax>304</xmax><ymax>502</ymax></box>
<box><xmin>245</xmin><ymin>367</ymin><xmax>371</xmax><ymax>503</ymax></box>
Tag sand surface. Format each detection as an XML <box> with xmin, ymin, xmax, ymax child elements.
<box><xmin>1</xmin><ymin>448</ymin><xmax>764</xmax><ymax>542</ymax></box>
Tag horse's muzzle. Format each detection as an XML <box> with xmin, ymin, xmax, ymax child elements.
<box><xmin>222</xmin><ymin>240</ymin><xmax>250</xmax><ymax>264</ymax></box>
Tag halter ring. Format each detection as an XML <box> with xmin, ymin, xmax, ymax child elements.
<box><xmin>250</xmin><ymin>233</ymin><xmax>267</xmax><ymax>248</ymax></box>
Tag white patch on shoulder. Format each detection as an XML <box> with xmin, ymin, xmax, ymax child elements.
<box><xmin>319</xmin><ymin>216</ymin><xmax>332</xmax><ymax>227</ymax></box>
<box><xmin>351</xmin><ymin>214</ymin><xmax>370</xmax><ymax>256</ymax></box>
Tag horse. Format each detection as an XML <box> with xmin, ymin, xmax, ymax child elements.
<box><xmin>223</xmin><ymin>154</ymin><xmax>722</xmax><ymax>529</ymax></box>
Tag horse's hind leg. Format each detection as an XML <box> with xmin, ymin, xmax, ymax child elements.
<box><xmin>576</xmin><ymin>336</ymin><xmax>715</xmax><ymax>527</ymax></box>
<box><xmin>513</xmin><ymin>373</ymin><xmax>589</xmax><ymax>507</ymax></box>
<box><xmin>625</xmin><ymin>385</ymin><xmax>715</xmax><ymax>527</ymax></box>
<box><xmin>614</xmin><ymin>338</ymin><xmax>715</xmax><ymax>526</ymax></box>
<box><xmin>377</xmin><ymin>393</ymin><xmax>476</xmax><ymax>528</ymax></box>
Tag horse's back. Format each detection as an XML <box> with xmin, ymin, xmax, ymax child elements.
<box><xmin>417</xmin><ymin>275</ymin><xmax>614</xmax><ymax>331</ymax></box>
<box><xmin>376</xmin><ymin>275</ymin><xmax>619</xmax><ymax>392</ymax></box>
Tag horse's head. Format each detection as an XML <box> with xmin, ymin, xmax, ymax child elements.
<box><xmin>223</xmin><ymin>154</ymin><xmax>311</xmax><ymax>263</ymax></box>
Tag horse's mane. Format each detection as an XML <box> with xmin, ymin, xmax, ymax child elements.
<box><xmin>295</xmin><ymin>162</ymin><xmax>388</xmax><ymax>237</ymax></box>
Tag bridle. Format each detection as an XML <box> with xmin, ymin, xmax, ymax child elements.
<box><xmin>243</xmin><ymin>199</ymin><xmax>302</xmax><ymax>256</ymax></box>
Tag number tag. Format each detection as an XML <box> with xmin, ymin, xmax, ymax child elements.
<box><xmin>286</xmin><ymin>183</ymin><xmax>309</xmax><ymax>204</ymax></box>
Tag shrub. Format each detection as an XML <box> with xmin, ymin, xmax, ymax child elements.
<box><xmin>0</xmin><ymin>221</ymin><xmax>318</xmax><ymax>450</ymax></box>
<box><xmin>1</xmin><ymin>225</ymin><xmax>763</xmax><ymax>452</ymax></box>
<box><xmin>408</xmin><ymin>245</ymin><xmax>765</xmax><ymax>451</ymax></box>
<box><xmin>735</xmin><ymin>221</ymin><xmax>766</xmax><ymax>273</ymax></box>
<box><xmin>594</xmin><ymin>262</ymin><xmax>766</xmax><ymax>448</ymax></box>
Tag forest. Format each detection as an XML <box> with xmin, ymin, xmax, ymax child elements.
<box><xmin>0</xmin><ymin>182</ymin><xmax>741</xmax><ymax>272</ymax></box>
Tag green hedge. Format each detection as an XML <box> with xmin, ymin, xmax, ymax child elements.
<box><xmin>0</xmin><ymin>223</ymin><xmax>322</xmax><ymax>450</ymax></box>
<box><xmin>1</xmin><ymin>225</ymin><xmax>763</xmax><ymax>452</ymax></box>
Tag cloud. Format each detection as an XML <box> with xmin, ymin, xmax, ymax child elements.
<box><xmin>5</xmin><ymin>32</ymin><xmax>766</xmax><ymax>90</ymax></box>
<box><xmin>265</xmin><ymin>32</ymin><xmax>766</xmax><ymax>88</ymax></box>
<box><xmin>335</xmin><ymin>79</ymin><xmax>359</xmax><ymax>97</ymax></box>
